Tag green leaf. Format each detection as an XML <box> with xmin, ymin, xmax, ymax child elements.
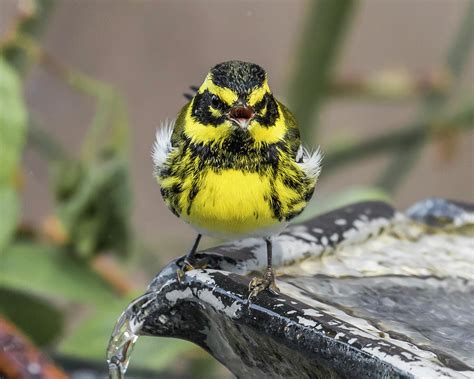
<box><xmin>0</xmin><ymin>57</ymin><xmax>27</xmax><ymax>252</ymax></box>
<box><xmin>296</xmin><ymin>185</ymin><xmax>392</xmax><ymax>223</ymax></box>
<box><xmin>60</xmin><ymin>299</ymin><xmax>194</xmax><ymax>371</ymax></box>
<box><xmin>54</xmin><ymin>157</ymin><xmax>133</xmax><ymax>260</ymax></box>
<box><xmin>0</xmin><ymin>56</ymin><xmax>27</xmax><ymax>185</ymax></box>
<box><xmin>0</xmin><ymin>187</ymin><xmax>20</xmax><ymax>253</ymax></box>
<box><xmin>0</xmin><ymin>242</ymin><xmax>119</xmax><ymax>306</ymax></box>
<box><xmin>0</xmin><ymin>287</ymin><xmax>64</xmax><ymax>347</ymax></box>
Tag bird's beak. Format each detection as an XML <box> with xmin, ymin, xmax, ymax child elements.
<box><xmin>228</xmin><ymin>104</ymin><xmax>254</xmax><ymax>129</ymax></box>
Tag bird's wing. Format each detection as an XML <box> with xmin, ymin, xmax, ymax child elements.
<box><xmin>296</xmin><ymin>145</ymin><xmax>323</xmax><ymax>182</ymax></box>
<box><xmin>152</xmin><ymin>119</ymin><xmax>176</xmax><ymax>177</ymax></box>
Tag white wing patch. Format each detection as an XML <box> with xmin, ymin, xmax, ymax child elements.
<box><xmin>152</xmin><ymin>119</ymin><xmax>175</xmax><ymax>177</ymax></box>
<box><xmin>297</xmin><ymin>145</ymin><xmax>323</xmax><ymax>181</ymax></box>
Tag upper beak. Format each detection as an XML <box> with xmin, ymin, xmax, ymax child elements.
<box><xmin>228</xmin><ymin>105</ymin><xmax>254</xmax><ymax>129</ymax></box>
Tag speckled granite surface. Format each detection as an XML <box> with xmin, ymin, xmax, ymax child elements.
<box><xmin>108</xmin><ymin>199</ymin><xmax>474</xmax><ymax>379</ymax></box>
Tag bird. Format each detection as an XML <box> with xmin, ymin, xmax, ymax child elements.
<box><xmin>152</xmin><ymin>60</ymin><xmax>322</xmax><ymax>298</ymax></box>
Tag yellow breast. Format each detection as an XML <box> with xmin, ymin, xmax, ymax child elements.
<box><xmin>180</xmin><ymin>169</ymin><xmax>280</xmax><ymax>237</ymax></box>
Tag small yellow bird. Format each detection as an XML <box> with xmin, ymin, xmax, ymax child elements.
<box><xmin>153</xmin><ymin>61</ymin><xmax>321</xmax><ymax>298</ymax></box>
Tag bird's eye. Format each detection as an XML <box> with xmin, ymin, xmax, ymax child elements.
<box><xmin>255</xmin><ymin>95</ymin><xmax>269</xmax><ymax>113</ymax></box>
<box><xmin>210</xmin><ymin>94</ymin><xmax>221</xmax><ymax>109</ymax></box>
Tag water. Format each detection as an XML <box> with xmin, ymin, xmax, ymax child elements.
<box><xmin>283</xmin><ymin>275</ymin><xmax>474</xmax><ymax>369</ymax></box>
<box><xmin>106</xmin><ymin>293</ymin><xmax>155</xmax><ymax>379</ymax></box>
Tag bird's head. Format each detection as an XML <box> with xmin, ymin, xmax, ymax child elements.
<box><xmin>184</xmin><ymin>61</ymin><xmax>284</xmax><ymax>145</ymax></box>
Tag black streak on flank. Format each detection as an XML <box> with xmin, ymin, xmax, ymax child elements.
<box><xmin>190</xmin><ymin>143</ymin><xmax>211</xmax><ymax>161</ymax></box>
<box><xmin>284</xmin><ymin>208</ymin><xmax>305</xmax><ymax>221</ymax></box>
<box><xmin>187</xmin><ymin>183</ymin><xmax>200</xmax><ymax>215</ymax></box>
<box><xmin>270</xmin><ymin>192</ymin><xmax>283</xmax><ymax>221</ymax></box>
<box><xmin>304</xmin><ymin>188</ymin><xmax>315</xmax><ymax>202</ymax></box>
<box><xmin>211</xmin><ymin>61</ymin><xmax>266</xmax><ymax>94</ymax></box>
<box><xmin>283</xmin><ymin>176</ymin><xmax>301</xmax><ymax>191</ymax></box>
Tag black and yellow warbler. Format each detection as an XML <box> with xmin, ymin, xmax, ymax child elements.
<box><xmin>153</xmin><ymin>61</ymin><xmax>321</xmax><ymax>297</ymax></box>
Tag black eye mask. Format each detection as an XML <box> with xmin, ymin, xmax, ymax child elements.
<box><xmin>191</xmin><ymin>90</ymin><xmax>228</xmax><ymax>126</ymax></box>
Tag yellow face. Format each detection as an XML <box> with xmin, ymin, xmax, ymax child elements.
<box><xmin>182</xmin><ymin>62</ymin><xmax>288</xmax><ymax>147</ymax></box>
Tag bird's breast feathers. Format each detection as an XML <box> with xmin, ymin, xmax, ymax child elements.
<box><xmin>152</xmin><ymin>119</ymin><xmax>321</xmax><ymax>238</ymax></box>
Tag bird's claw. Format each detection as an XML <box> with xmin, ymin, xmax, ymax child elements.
<box><xmin>176</xmin><ymin>259</ymin><xmax>195</xmax><ymax>283</ymax></box>
<box><xmin>248</xmin><ymin>268</ymin><xmax>280</xmax><ymax>300</ymax></box>
<box><xmin>176</xmin><ymin>258</ymin><xmax>209</xmax><ymax>283</ymax></box>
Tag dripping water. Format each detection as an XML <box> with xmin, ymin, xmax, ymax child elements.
<box><xmin>106</xmin><ymin>292</ymin><xmax>156</xmax><ymax>378</ymax></box>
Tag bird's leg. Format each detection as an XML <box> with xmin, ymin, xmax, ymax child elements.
<box><xmin>177</xmin><ymin>234</ymin><xmax>202</xmax><ymax>281</ymax></box>
<box><xmin>248</xmin><ymin>238</ymin><xmax>280</xmax><ymax>299</ymax></box>
<box><xmin>183</xmin><ymin>234</ymin><xmax>202</xmax><ymax>269</ymax></box>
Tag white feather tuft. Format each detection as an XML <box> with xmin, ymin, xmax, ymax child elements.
<box><xmin>298</xmin><ymin>146</ymin><xmax>323</xmax><ymax>181</ymax></box>
<box><xmin>152</xmin><ymin>119</ymin><xmax>175</xmax><ymax>177</ymax></box>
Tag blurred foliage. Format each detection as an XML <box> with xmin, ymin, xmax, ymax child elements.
<box><xmin>288</xmin><ymin>0</ymin><xmax>356</xmax><ymax>141</ymax></box>
<box><xmin>0</xmin><ymin>57</ymin><xmax>27</xmax><ymax>253</ymax></box>
<box><xmin>0</xmin><ymin>0</ymin><xmax>473</xmax><ymax>377</ymax></box>
<box><xmin>51</xmin><ymin>68</ymin><xmax>134</xmax><ymax>260</ymax></box>
<box><xmin>1</xmin><ymin>0</ymin><xmax>54</xmax><ymax>74</ymax></box>
<box><xmin>1</xmin><ymin>243</ymin><xmax>117</xmax><ymax>305</ymax></box>
<box><xmin>53</xmin><ymin>154</ymin><xmax>132</xmax><ymax>259</ymax></box>
<box><xmin>0</xmin><ymin>287</ymin><xmax>64</xmax><ymax>347</ymax></box>
<box><xmin>0</xmin><ymin>0</ymin><xmax>174</xmax><ymax>376</ymax></box>
<box><xmin>373</xmin><ymin>0</ymin><xmax>474</xmax><ymax>194</ymax></box>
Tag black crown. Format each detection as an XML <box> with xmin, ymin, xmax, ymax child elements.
<box><xmin>210</xmin><ymin>61</ymin><xmax>266</xmax><ymax>94</ymax></box>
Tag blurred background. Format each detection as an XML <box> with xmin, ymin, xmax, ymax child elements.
<box><xmin>0</xmin><ymin>0</ymin><xmax>473</xmax><ymax>377</ymax></box>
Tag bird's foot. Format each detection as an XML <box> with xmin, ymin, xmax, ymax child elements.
<box><xmin>248</xmin><ymin>267</ymin><xmax>280</xmax><ymax>300</ymax></box>
<box><xmin>176</xmin><ymin>257</ymin><xmax>207</xmax><ymax>283</ymax></box>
